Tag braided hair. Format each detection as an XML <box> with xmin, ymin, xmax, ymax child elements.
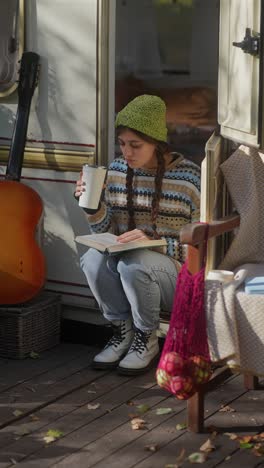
<box><xmin>116</xmin><ymin>126</ymin><xmax>169</xmax><ymax>239</ymax></box>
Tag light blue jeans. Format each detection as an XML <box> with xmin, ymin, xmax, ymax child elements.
<box><xmin>80</xmin><ymin>248</ymin><xmax>178</xmax><ymax>332</ymax></box>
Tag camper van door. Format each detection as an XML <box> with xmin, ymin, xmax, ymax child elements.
<box><xmin>218</xmin><ymin>0</ymin><xmax>263</xmax><ymax>148</ymax></box>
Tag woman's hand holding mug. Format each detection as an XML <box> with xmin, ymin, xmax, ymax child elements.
<box><xmin>76</xmin><ymin>165</ymin><xmax>107</xmax><ymax>210</ymax></box>
<box><xmin>74</xmin><ymin>171</ymin><xmax>84</xmax><ymax>199</ymax></box>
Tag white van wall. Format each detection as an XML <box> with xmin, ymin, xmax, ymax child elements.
<box><xmin>29</xmin><ymin>0</ymin><xmax>97</xmax><ymax>151</ymax></box>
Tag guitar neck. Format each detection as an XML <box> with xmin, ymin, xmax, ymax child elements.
<box><xmin>5</xmin><ymin>51</ymin><xmax>40</xmax><ymax>182</ymax></box>
<box><xmin>6</xmin><ymin>105</ymin><xmax>31</xmax><ymax>181</ymax></box>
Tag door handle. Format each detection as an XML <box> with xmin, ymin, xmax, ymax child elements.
<box><xmin>233</xmin><ymin>27</ymin><xmax>259</xmax><ymax>56</ymax></box>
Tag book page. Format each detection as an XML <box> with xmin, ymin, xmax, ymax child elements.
<box><xmin>75</xmin><ymin>233</ymin><xmax>167</xmax><ymax>253</ymax></box>
<box><xmin>108</xmin><ymin>237</ymin><xmax>167</xmax><ymax>253</ymax></box>
<box><xmin>85</xmin><ymin>233</ymin><xmax>118</xmax><ymax>245</ymax></box>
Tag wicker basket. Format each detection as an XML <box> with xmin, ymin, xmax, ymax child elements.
<box><xmin>0</xmin><ymin>292</ymin><xmax>61</xmax><ymax>359</ymax></box>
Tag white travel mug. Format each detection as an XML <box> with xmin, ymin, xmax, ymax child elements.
<box><xmin>78</xmin><ymin>164</ymin><xmax>107</xmax><ymax>210</ymax></box>
<box><xmin>206</xmin><ymin>269</ymin><xmax>234</xmax><ymax>283</ymax></box>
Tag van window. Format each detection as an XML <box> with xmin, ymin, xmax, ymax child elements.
<box><xmin>115</xmin><ymin>0</ymin><xmax>219</xmax><ymax>165</ymax></box>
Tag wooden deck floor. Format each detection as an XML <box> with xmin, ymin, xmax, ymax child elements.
<box><xmin>0</xmin><ymin>342</ymin><xmax>263</xmax><ymax>468</ymax></box>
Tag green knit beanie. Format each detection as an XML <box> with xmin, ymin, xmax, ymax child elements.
<box><xmin>115</xmin><ymin>94</ymin><xmax>167</xmax><ymax>142</ymax></box>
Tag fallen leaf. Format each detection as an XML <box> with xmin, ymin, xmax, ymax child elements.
<box><xmin>87</xmin><ymin>403</ymin><xmax>100</xmax><ymax>410</ymax></box>
<box><xmin>43</xmin><ymin>435</ymin><xmax>55</xmax><ymax>444</ymax></box>
<box><xmin>252</xmin><ymin>444</ymin><xmax>264</xmax><ymax>456</ymax></box>
<box><xmin>200</xmin><ymin>438</ymin><xmax>216</xmax><ymax>452</ymax></box>
<box><xmin>136</xmin><ymin>404</ymin><xmax>150</xmax><ymax>414</ymax></box>
<box><xmin>43</xmin><ymin>428</ymin><xmax>64</xmax><ymax>443</ymax></box>
<box><xmin>219</xmin><ymin>404</ymin><xmax>236</xmax><ymax>413</ymax></box>
<box><xmin>13</xmin><ymin>410</ymin><xmax>23</xmax><ymax>417</ymax></box>
<box><xmin>239</xmin><ymin>442</ymin><xmax>254</xmax><ymax>449</ymax></box>
<box><xmin>47</xmin><ymin>429</ymin><xmax>64</xmax><ymax>437</ymax></box>
<box><xmin>188</xmin><ymin>452</ymin><xmax>207</xmax><ymax>464</ymax></box>
<box><xmin>176</xmin><ymin>423</ymin><xmax>187</xmax><ymax>431</ymax></box>
<box><xmin>29</xmin><ymin>351</ymin><xmax>39</xmax><ymax>359</ymax></box>
<box><xmin>224</xmin><ymin>432</ymin><xmax>238</xmax><ymax>440</ymax></box>
<box><xmin>29</xmin><ymin>414</ymin><xmax>40</xmax><ymax>421</ymax></box>
<box><xmin>144</xmin><ymin>444</ymin><xmax>159</xmax><ymax>452</ymax></box>
<box><xmin>87</xmin><ymin>390</ymin><xmax>97</xmax><ymax>394</ymax></box>
<box><xmin>176</xmin><ymin>448</ymin><xmax>186</xmax><ymax>463</ymax></box>
<box><xmin>156</xmin><ymin>407</ymin><xmax>173</xmax><ymax>416</ymax></box>
<box><xmin>254</xmin><ymin>433</ymin><xmax>264</xmax><ymax>442</ymax></box>
<box><xmin>225</xmin><ymin>456</ymin><xmax>231</xmax><ymax>461</ymax></box>
<box><xmin>131</xmin><ymin>418</ymin><xmax>146</xmax><ymax>430</ymax></box>
<box><xmin>239</xmin><ymin>435</ymin><xmax>253</xmax><ymax>443</ymax></box>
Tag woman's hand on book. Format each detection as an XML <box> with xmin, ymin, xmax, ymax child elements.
<box><xmin>117</xmin><ymin>229</ymin><xmax>150</xmax><ymax>243</ymax></box>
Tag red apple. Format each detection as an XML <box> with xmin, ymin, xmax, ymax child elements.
<box><xmin>170</xmin><ymin>375</ymin><xmax>196</xmax><ymax>400</ymax></box>
<box><xmin>159</xmin><ymin>352</ymin><xmax>184</xmax><ymax>376</ymax></box>
<box><xmin>187</xmin><ymin>355</ymin><xmax>212</xmax><ymax>385</ymax></box>
<box><xmin>156</xmin><ymin>368</ymin><xmax>172</xmax><ymax>391</ymax></box>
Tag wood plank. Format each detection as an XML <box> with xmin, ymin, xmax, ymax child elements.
<box><xmin>0</xmin><ymin>347</ymin><xmax>263</xmax><ymax>468</ymax></box>
<box><xmin>90</xmin><ymin>375</ymin><xmax>245</xmax><ymax>468</ymax></box>
<box><xmin>0</xmin><ymin>366</ymin><xmax>123</xmax><ymax>450</ymax></box>
<box><xmin>0</xmin><ymin>348</ymin><xmax>109</xmax><ymax>430</ymax></box>
<box><xmin>0</xmin><ymin>372</ymin><xmax>133</xmax><ymax>465</ymax></box>
<box><xmin>51</xmin><ymin>391</ymin><xmax>187</xmax><ymax>468</ymax></box>
<box><xmin>0</xmin><ymin>358</ymin><xmax>9</xmax><ymax>367</ymax></box>
<box><xmin>131</xmin><ymin>376</ymin><xmax>264</xmax><ymax>468</ymax></box>
<box><xmin>183</xmin><ymin>380</ymin><xmax>264</xmax><ymax>468</ymax></box>
<box><xmin>0</xmin><ymin>371</ymin><xmax>162</xmax><ymax>467</ymax></box>
<box><xmin>16</xmin><ymin>374</ymin><xmax>239</xmax><ymax>468</ymax></box>
<box><xmin>0</xmin><ymin>343</ymin><xmax>90</xmax><ymax>393</ymax></box>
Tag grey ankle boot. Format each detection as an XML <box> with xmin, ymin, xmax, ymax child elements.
<box><xmin>117</xmin><ymin>328</ymin><xmax>160</xmax><ymax>375</ymax></box>
<box><xmin>92</xmin><ymin>318</ymin><xmax>134</xmax><ymax>369</ymax></box>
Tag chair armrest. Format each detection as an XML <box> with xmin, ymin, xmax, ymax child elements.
<box><xmin>180</xmin><ymin>214</ymin><xmax>240</xmax><ymax>246</ymax></box>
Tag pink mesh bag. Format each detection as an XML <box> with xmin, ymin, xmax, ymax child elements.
<box><xmin>156</xmin><ymin>224</ymin><xmax>212</xmax><ymax>400</ymax></box>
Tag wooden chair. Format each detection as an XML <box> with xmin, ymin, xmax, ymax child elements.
<box><xmin>180</xmin><ymin>214</ymin><xmax>261</xmax><ymax>432</ymax></box>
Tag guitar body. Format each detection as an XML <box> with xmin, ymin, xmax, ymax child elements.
<box><xmin>0</xmin><ymin>180</ymin><xmax>46</xmax><ymax>304</ymax></box>
<box><xmin>0</xmin><ymin>52</ymin><xmax>46</xmax><ymax>305</ymax></box>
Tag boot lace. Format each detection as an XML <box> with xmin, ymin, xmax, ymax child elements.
<box><xmin>129</xmin><ymin>329</ymin><xmax>151</xmax><ymax>354</ymax></box>
<box><xmin>106</xmin><ymin>322</ymin><xmax>127</xmax><ymax>349</ymax></box>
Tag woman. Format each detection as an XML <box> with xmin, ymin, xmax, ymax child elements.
<box><xmin>74</xmin><ymin>95</ymin><xmax>200</xmax><ymax>375</ymax></box>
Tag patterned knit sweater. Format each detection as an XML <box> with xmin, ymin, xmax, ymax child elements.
<box><xmin>86</xmin><ymin>154</ymin><xmax>200</xmax><ymax>264</ymax></box>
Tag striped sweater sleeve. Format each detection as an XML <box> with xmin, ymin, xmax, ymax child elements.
<box><xmin>160</xmin><ymin>160</ymin><xmax>200</xmax><ymax>264</ymax></box>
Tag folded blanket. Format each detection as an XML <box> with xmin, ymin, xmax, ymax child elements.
<box><xmin>206</xmin><ymin>263</ymin><xmax>264</xmax><ymax>376</ymax></box>
<box><xmin>205</xmin><ymin>145</ymin><xmax>264</xmax><ymax>376</ymax></box>
<box><xmin>219</xmin><ymin>145</ymin><xmax>264</xmax><ymax>271</ymax></box>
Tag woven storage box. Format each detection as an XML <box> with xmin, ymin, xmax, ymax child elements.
<box><xmin>0</xmin><ymin>292</ymin><xmax>61</xmax><ymax>359</ymax></box>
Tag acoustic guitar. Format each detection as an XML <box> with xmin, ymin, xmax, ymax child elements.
<box><xmin>0</xmin><ymin>52</ymin><xmax>46</xmax><ymax>304</ymax></box>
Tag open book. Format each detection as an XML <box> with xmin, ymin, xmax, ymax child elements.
<box><xmin>75</xmin><ymin>232</ymin><xmax>166</xmax><ymax>254</ymax></box>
